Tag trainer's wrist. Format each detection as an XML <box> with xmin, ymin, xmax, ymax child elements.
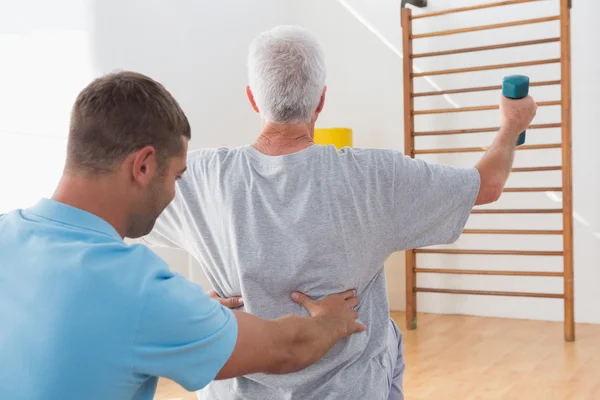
<box><xmin>313</xmin><ymin>314</ymin><xmax>346</xmax><ymax>340</ymax></box>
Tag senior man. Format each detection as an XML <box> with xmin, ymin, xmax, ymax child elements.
<box><xmin>144</xmin><ymin>26</ymin><xmax>537</xmax><ymax>400</ymax></box>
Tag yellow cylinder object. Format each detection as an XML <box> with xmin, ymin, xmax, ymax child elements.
<box><xmin>314</xmin><ymin>128</ymin><xmax>353</xmax><ymax>149</ymax></box>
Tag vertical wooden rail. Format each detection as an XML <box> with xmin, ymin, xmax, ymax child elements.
<box><xmin>401</xmin><ymin>8</ymin><xmax>417</xmax><ymax>330</ymax></box>
<box><xmin>560</xmin><ymin>0</ymin><xmax>575</xmax><ymax>342</ymax></box>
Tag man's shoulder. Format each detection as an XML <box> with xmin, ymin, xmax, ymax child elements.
<box><xmin>335</xmin><ymin>146</ymin><xmax>400</xmax><ymax>158</ymax></box>
<box><xmin>187</xmin><ymin>146</ymin><xmax>247</xmax><ymax>164</ymax></box>
<box><xmin>324</xmin><ymin>146</ymin><xmax>403</xmax><ymax>170</ymax></box>
<box><xmin>183</xmin><ymin>147</ymin><xmax>252</xmax><ymax>179</ymax></box>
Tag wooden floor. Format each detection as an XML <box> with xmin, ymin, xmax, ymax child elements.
<box><xmin>155</xmin><ymin>312</ymin><xmax>600</xmax><ymax>400</ymax></box>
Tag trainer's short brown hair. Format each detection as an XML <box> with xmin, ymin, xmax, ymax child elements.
<box><xmin>66</xmin><ymin>71</ymin><xmax>191</xmax><ymax>174</ymax></box>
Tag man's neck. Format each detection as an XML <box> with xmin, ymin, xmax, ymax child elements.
<box><xmin>52</xmin><ymin>173</ymin><xmax>128</xmax><ymax>238</ymax></box>
<box><xmin>253</xmin><ymin>122</ymin><xmax>315</xmax><ymax>156</ymax></box>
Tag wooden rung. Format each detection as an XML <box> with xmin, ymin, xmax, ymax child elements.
<box><xmin>414</xmin><ymin>101</ymin><xmax>560</xmax><ymax>115</ymax></box>
<box><xmin>511</xmin><ymin>166</ymin><xmax>562</xmax><ymax>173</ymax></box>
<box><xmin>414</xmin><ymin>143</ymin><xmax>561</xmax><ymax>154</ymax></box>
<box><xmin>503</xmin><ymin>187</ymin><xmax>562</xmax><ymax>192</ymax></box>
<box><xmin>412</xmin><ymin>59</ymin><xmax>560</xmax><ymax>78</ymax></box>
<box><xmin>415</xmin><ymin>287</ymin><xmax>564</xmax><ymax>299</ymax></box>
<box><xmin>414</xmin><ymin>249</ymin><xmax>563</xmax><ymax>256</ymax></box>
<box><xmin>471</xmin><ymin>208</ymin><xmax>562</xmax><ymax>214</ymax></box>
<box><xmin>411</xmin><ymin>16</ymin><xmax>560</xmax><ymax>39</ymax></box>
<box><xmin>412</xmin><ymin>38</ymin><xmax>560</xmax><ymax>59</ymax></box>
<box><xmin>412</xmin><ymin>80</ymin><xmax>560</xmax><ymax>98</ymax></box>
<box><xmin>462</xmin><ymin>229</ymin><xmax>563</xmax><ymax>235</ymax></box>
<box><xmin>413</xmin><ymin>123</ymin><xmax>561</xmax><ymax>136</ymax></box>
<box><xmin>414</xmin><ymin>268</ymin><xmax>564</xmax><ymax>277</ymax></box>
<box><xmin>412</xmin><ymin>0</ymin><xmax>540</xmax><ymax>20</ymax></box>
<box><xmin>415</xmin><ymin>105</ymin><xmax>499</xmax><ymax>115</ymax></box>
<box><xmin>415</xmin><ymin>127</ymin><xmax>499</xmax><ymax>136</ymax></box>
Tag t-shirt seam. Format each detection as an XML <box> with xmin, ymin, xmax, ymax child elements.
<box><xmin>447</xmin><ymin>167</ymin><xmax>480</xmax><ymax>241</ymax></box>
<box><xmin>462</xmin><ymin>168</ymin><xmax>481</xmax><ymax>233</ymax></box>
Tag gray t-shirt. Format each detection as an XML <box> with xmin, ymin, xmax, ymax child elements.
<box><xmin>144</xmin><ymin>144</ymin><xmax>480</xmax><ymax>400</ymax></box>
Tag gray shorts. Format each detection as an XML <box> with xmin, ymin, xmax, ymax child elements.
<box><xmin>386</xmin><ymin>318</ymin><xmax>405</xmax><ymax>400</ymax></box>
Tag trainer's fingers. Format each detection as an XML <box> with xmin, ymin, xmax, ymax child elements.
<box><xmin>352</xmin><ymin>322</ymin><xmax>367</xmax><ymax>333</ymax></box>
<box><xmin>210</xmin><ymin>290</ymin><xmax>244</xmax><ymax>309</ymax></box>
<box><xmin>342</xmin><ymin>289</ymin><xmax>357</xmax><ymax>300</ymax></box>
<box><xmin>291</xmin><ymin>292</ymin><xmax>314</xmax><ymax>312</ymax></box>
<box><xmin>222</xmin><ymin>296</ymin><xmax>244</xmax><ymax>309</ymax></box>
<box><xmin>347</xmin><ymin>297</ymin><xmax>359</xmax><ymax>308</ymax></box>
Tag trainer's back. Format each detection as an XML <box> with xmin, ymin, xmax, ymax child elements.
<box><xmin>0</xmin><ymin>204</ymin><xmax>151</xmax><ymax>399</ymax></box>
<box><xmin>0</xmin><ymin>199</ymin><xmax>239</xmax><ymax>400</ymax></box>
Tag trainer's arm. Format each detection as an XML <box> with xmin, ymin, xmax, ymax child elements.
<box><xmin>474</xmin><ymin>95</ymin><xmax>538</xmax><ymax>205</ymax></box>
<box><xmin>216</xmin><ymin>291</ymin><xmax>364</xmax><ymax>379</ymax></box>
<box><xmin>134</xmin><ymin>266</ymin><xmax>364</xmax><ymax>392</ymax></box>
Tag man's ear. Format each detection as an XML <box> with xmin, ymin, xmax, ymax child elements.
<box><xmin>316</xmin><ymin>86</ymin><xmax>327</xmax><ymax>113</ymax></box>
<box><xmin>246</xmin><ymin>86</ymin><xmax>260</xmax><ymax>113</ymax></box>
<box><xmin>131</xmin><ymin>146</ymin><xmax>158</xmax><ymax>186</ymax></box>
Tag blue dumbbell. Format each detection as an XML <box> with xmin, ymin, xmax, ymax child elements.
<box><xmin>502</xmin><ymin>75</ymin><xmax>530</xmax><ymax>146</ymax></box>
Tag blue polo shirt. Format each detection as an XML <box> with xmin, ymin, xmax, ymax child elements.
<box><xmin>0</xmin><ymin>198</ymin><xmax>238</xmax><ymax>400</ymax></box>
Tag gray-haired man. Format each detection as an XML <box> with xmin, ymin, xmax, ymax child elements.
<box><xmin>144</xmin><ymin>25</ymin><xmax>537</xmax><ymax>400</ymax></box>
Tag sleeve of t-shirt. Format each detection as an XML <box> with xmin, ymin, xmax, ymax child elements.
<box><xmin>142</xmin><ymin>150</ymin><xmax>214</xmax><ymax>251</ymax></box>
<box><xmin>132</xmin><ymin>270</ymin><xmax>238</xmax><ymax>391</ymax></box>
<box><xmin>142</xmin><ymin>150</ymin><xmax>217</xmax><ymax>251</ymax></box>
<box><xmin>389</xmin><ymin>152</ymin><xmax>481</xmax><ymax>251</ymax></box>
<box><xmin>141</xmin><ymin>184</ymin><xmax>189</xmax><ymax>250</ymax></box>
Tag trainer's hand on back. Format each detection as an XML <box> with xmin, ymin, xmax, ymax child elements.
<box><xmin>209</xmin><ymin>289</ymin><xmax>244</xmax><ymax>309</ymax></box>
<box><xmin>499</xmin><ymin>95</ymin><xmax>538</xmax><ymax>139</ymax></box>
<box><xmin>291</xmin><ymin>290</ymin><xmax>366</xmax><ymax>337</ymax></box>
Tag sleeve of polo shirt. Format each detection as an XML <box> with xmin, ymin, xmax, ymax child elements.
<box><xmin>132</xmin><ymin>269</ymin><xmax>238</xmax><ymax>391</ymax></box>
<box><xmin>388</xmin><ymin>152</ymin><xmax>481</xmax><ymax>251</ymax></box>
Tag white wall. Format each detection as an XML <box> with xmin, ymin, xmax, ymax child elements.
<box><xmin>1</xmin><ymin>0</ymin><xmax>288</xmax><ymax>288</ymax></box>
<box><xmin>288</xmin><ymin>0</ymin><xmax>600</xmax><ymax>324</ymax></box>
<box><xmin>0</xmin><ymin>0</ymin><xmax>95</xmax><ymax>213</ymax></box>
<box><xmin>3</xmin><ymin>0</ymin><xmax>598</xmax><ymax>324</ymax></box>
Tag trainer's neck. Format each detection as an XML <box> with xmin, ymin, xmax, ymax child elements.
<box><xmin>52</xmin><ymin>173</ymin><xmax>128</xmax><ymax>239</ymax></box>
<box><xmin>253</xmin><ymin>122</ymin><xmax>315</xmax><ymax>156</ymax></box>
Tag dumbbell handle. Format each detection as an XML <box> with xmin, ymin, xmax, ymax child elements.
<box><xmin>502</xmin><ymin>75</ymin><xmax>530</xmax><ymax>146</ymax></box>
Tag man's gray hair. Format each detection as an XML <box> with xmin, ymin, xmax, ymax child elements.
<box><xmin>248</xmin><ymin>25</ymin><xmax>326</xmax><ymax>124</ymax></box>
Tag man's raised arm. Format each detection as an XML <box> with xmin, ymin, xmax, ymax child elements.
<box><xmin>474</xmin><ymin>95</ymin><xmax>538</xmax><ymax>205</ymax></box>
